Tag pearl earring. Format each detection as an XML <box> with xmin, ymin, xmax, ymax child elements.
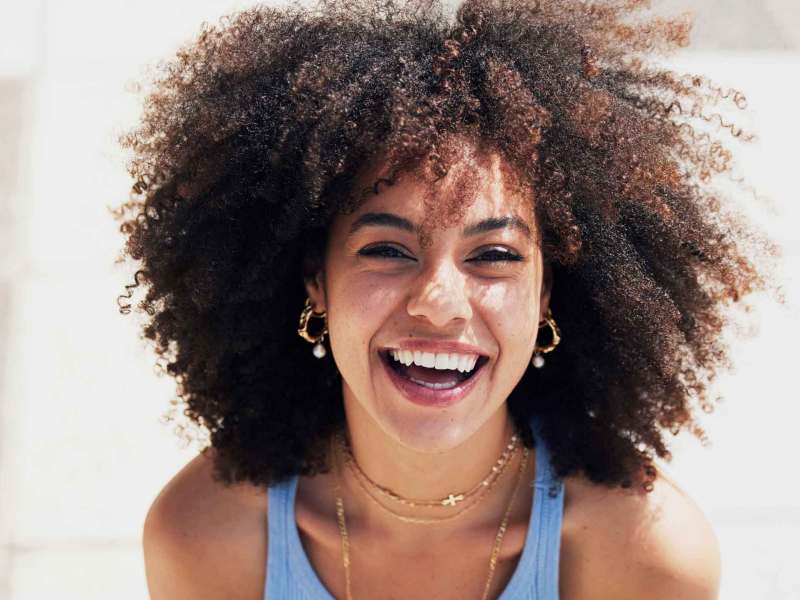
<box><xmin>297</xmin><ymin>297</ymin><xmax>328</xmax><ymax>358</ymax></box>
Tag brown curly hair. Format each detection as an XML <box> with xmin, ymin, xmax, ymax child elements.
<box><xmin>114</xmin><ymin>0</ymin><xmax>781</xmax><ymax>491</ymax></box>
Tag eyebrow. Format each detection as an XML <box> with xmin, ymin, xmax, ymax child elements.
<box><xmin>348</xmin><ymin>212</ymin><xmax>532</xmax><ymax>239</ymax></box>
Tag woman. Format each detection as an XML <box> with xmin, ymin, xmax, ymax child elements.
<box><xmin>116</xmin><ymin>1</ymin><xmax>780</xmax><ymax>598</ymax></box>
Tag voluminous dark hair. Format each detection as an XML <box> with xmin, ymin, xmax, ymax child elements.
<box><xmin>114</xmin><ymin>0</ymin><xmax>781</xmax><ymax>490</ymax></box>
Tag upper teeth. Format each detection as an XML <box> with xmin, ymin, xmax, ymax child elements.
<box><xmin>389</xmin><ymin>350</ymin><xmax>480</xmax><ymax>373</ymax></box>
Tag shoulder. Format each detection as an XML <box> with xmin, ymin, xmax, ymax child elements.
<box><xmin>559</xmin><ymin>464</ymin><xmax>721</xmax><ymax>600</ymax></box>
<box><xmin>142</xmin><ymin>448</ymin><xmax>269</xmax><ymax>600</ymax></box>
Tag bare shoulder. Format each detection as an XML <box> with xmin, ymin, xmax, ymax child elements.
<box><xmin>559</xmin><ymin>464</ymin><xmax>721</xmax><ymax>600</ymax></box>
<box><xmin>142</xmin><ymin>448</ymin><xmax>269</xmax><ymax>600</ymax></box>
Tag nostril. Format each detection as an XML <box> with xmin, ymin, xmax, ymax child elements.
<box><xmin>405</xmin><ymin>281</ymin><xmax>473</xmax><ymax>325</ymax></box>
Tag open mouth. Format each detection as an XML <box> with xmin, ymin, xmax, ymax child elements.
<box><xmin>379</xmin><ymin>349</ymin><xmax>489</xmax><ymax>390</ymax></box>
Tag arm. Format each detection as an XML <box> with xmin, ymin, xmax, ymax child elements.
<box><xmin>142</xmin><ymin>451</ymin><xmax>268</xmax><ymax>600</ymax></box>
<box><xmin>618</xmin><ymin>512</ymin><xmax>721</xmax><ymax>600</ymax></box>
<box><xmin>561</xmin><ymin>467</ymin><xmax>721</xmax><ymax>600</ymax></box>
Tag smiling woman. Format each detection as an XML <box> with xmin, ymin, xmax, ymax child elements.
<box><xmin>114</xmin><ymin>1</ymin><xmax>781</xmax><ymax>599</ymax></box>
<box><xmin>310</xmin><ymin>147</ymin><xmax>550</xmax><ymax>446</ymax></box>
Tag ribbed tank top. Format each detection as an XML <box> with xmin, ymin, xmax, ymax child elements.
<box><xmin>265</xmin><ymin>416</ymin><xmax>564</xmax><ymax>599</ymax></box>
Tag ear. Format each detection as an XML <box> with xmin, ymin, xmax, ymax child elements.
<box><xmin>303</xmin><ymin>268</ymin><xmax>327</xmax><ymax>313</ymax></box>
<box><xmin>539</xmin><ymin>260</ymin><xmax>553</xmax><ymax>321</ymax></box>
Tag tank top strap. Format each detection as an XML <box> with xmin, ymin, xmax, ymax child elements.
<box><xmin>529</xmin><ymin>414</ymin><xmax>565</xmax><ymax>599</ymax></box>
<box><xmin>265</xmin><ymin>478</ymin><xmax>292</xmax><ymax>599</ymax></box>
<box><xmin>498</xmin><ymin>414</ymin><xmax>563</xmax><ymax>599</ymax></box>
<box><xmin>266</xmin><ymin>476</ymin><xmax>335</xmax><ymax>599</ymax></box>
<box><xmin>529</xmin><ymin>414</ymin><xmax>559</xmax><ymax>487</ymax></box>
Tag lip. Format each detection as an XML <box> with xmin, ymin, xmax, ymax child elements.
<box><xmin>379</xmin><ymin>349</ymin><xmax>488</xmax><ymax>408</ymax></box>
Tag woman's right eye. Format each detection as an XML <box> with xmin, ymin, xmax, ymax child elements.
<box><xmin>357</xmin><ymin>244</ymin><xmax>414</xmax><ymax>260</ymax></box>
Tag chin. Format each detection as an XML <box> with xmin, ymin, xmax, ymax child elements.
<box><xmin>369</xmin><ymin>400</ymin><xmax>481</xmax><ymax>454</ymax></box>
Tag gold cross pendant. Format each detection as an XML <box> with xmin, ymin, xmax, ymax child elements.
<box><xmin>441</xmin><ymin>493</ymin><xmax>465</xmax><ymax>507</ymax></box>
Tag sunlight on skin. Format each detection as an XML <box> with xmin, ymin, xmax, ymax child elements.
<box><xmin>303</xmin><ymin>141</ymin><xmax>552</xmax><ymax>517</ymax></box>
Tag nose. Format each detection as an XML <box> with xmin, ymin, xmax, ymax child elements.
<box><xmin>406</xmin><ymin>257</ymin><xmax>473</xmax><ymax>328</ymax></box>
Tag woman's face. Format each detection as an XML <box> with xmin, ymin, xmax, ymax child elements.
<box><xmin>306</xmin><ymin>150</ymin><xmax>551</xmax><ymax>452</ymax></box>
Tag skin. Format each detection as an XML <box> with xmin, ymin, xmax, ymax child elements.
<box><xmin>142</xmin><ymin>146</ymin><xmax>721</xmax><ymax>599</ymax></box>
<box><xmin>306</xmin><ymin>147</ymin><xmax>549</xmax><ymax>533</ymax></box>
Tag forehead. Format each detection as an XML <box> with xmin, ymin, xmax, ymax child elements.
<box><xmin>345</xmin><ymin>140</ymin><xmax>536</xmax><ymax>242</ymax></box>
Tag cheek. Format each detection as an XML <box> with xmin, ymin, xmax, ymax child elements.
<box><xmin>326</xmin><ymin>272</ymin><xmax>405</xmax><ymax>369</ymax></box>
<box><xmin>478</xmin><ymin>281</ymin><xmax>540</xmax><ymax>351</ymax></box>
<box><xmin>332</xmin><ymin>271</ymin><xmax>405</xmax><ymax>323</ymax></box>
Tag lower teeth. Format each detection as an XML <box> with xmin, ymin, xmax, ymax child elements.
<box><xmin>407</xmin><ymin>377</ymin><xmax>459</xmax><ymax>390</ymax></box>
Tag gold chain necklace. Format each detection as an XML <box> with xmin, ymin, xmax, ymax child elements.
<box><xmin>336</xmin><ymin>430</ymin><xmax>519</xmax><ymax>508</ymax></box>
<box><xmin>344</xmin><ymin>441</ymin><xmax>520</xmax><ymax>525</ymax></box>
<box><xmin>332</xmin><ymin>439</ymin><xmax>530</xmax><ymax>600</ymax></box>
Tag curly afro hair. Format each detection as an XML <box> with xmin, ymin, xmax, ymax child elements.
<box><xmin>114</xmin><ymin>0</ymin><xmax>781</xmax><ymax>491</ymax></box>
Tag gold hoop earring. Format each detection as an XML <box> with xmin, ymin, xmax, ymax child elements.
<box><xmin>531</xmin><ymin>307</ymin><xmax>561</xmax><ymax>369</ymax></box>
<box><xmin>297</xmin><ymin>297</ymin><xmax>328</xmax><ymax>358</ymax></box>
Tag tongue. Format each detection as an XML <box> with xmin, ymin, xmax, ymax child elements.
<box><xmin>403</xmin><ymin>364</ymin><xmax>464</xmax><ymax>386</ymax></box>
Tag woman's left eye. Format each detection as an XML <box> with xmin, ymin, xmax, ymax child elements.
<box><xmin>469</xmin><ymin>248</ymin><xmax>524</xmax><ymax>263</ymax></box>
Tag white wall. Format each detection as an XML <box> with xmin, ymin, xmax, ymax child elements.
<box><xmin>0</xmin><ymin>2</ymin><xmax>798</xmax><ymax>599</ymax></box>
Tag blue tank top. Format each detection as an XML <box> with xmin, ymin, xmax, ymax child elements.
<box><xmin>265</xmin><ymin>416</ymin><xmax>564</xmax><ymax>599</ymax></box>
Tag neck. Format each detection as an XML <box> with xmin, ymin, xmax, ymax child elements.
<box><xmin>330</xmin><ymin>384</ymin><xmax>530</xmax><ymax>542</ymax></box>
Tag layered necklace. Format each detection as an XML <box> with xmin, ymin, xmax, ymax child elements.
<box><xmin>330</xmin><ymin>429</ymin><xmax>529</xmax><ymax>600</ymax></box>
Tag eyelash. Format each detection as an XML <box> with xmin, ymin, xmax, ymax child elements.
<box><xmin>358</xmin><ymin>245</ymin><xmax>524</xmax><ymax>263</ymax></box>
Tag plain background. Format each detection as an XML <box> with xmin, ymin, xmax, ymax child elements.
<box><xmin>0</xmin><ymin>1</ymin><xmax>798</xmax><ymax>598</ymax></box>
